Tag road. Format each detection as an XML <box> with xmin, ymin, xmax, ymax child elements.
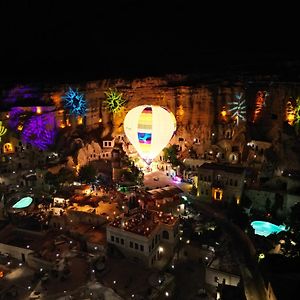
<box><xmin>143</xmin><ymin>171</ymin><xmax>192</xmax><ymax>192</ymax></box>
<box><xmin>189</xmin><ymin>196</ymin><xmax>268</xmax><ymax>300</ymax></box>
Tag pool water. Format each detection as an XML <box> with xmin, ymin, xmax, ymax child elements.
<box><xmin>251</xmin><ymin>221</ymin><xmax>288</xmax><ymax>237</ymax></box>
<box><xmin>12</xmin><ymin>196</ymin><xmax>33</xmax><ymax>209</ymax></box>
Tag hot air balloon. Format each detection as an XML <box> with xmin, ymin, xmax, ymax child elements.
<box><xmin>124</xmin><ymin>105</ymin><xmax>176</xmax><ymax>163</ymax></box>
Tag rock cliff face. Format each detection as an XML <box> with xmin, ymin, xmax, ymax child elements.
<box><xmin>83</xmin><ymin>75</ymin><xmax>214</xmax><ymax>154</ymax></box>
<box><xmin>55</xmin><ymin>74</ymin><xmax>300</xmax><ymax>163</ymax></box>
<box><xmin>77</xmin><ymin>141</ymin><xmax>102</xmax><ymax>167</ymax></box>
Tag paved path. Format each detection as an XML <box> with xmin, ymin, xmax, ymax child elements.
<box><xmin>144</xmin><ymin>170</ymin><xmax>192</xmax><ymax>192</ymax></box>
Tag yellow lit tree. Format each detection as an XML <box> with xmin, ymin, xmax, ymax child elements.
<box><xmin>285</xmin><ymin>99</ymin><xmax>295</xmax><ymax>125</ymax></box>
<box><xmin>294</xmin><ymin>97</ymin><xmax>300</xmax><ymax>134</ymax></box>
<box><xmin>0</xmin><ymin>121</ymin><xmax>7</xmax><ymax>142</ymax></box>
<box><xmin>253</xmin><ymin>91</ymin><xmax>268</xmax><ymax>123</ymax></box>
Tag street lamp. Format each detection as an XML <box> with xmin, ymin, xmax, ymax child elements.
<box><xmin>258</xmin><ymin>253</ymin><xmax>265</xmax><ymax>262</ymax></box>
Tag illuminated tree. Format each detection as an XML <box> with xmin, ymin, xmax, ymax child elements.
<box><xmin>0</xmin><ymin>121</ymin><xmax>7</xmax><ymax>142</ymax></box>
<box><xmin>22</xmin><ymin>113</ymin><xmax>56</xmax><ymax>150</ymax></box>
<box><xmin>163</xmin><ymin>145</ymin><xmax>180</xmax><ymax>167</ymax></box>
<box><xmin>220</xmin><ymin>106</ymin><xmax>228</xmax><ymax>122</ymax></box>
<box><xmin>62</xmin><ymin>87</ymin><xmax>87</xmax><ymax>116</ymax></box>
<box><xmin>51</xmin><ymin>92</ymin><xmax>63</xmax><ymax>107</ymax></box>
<box><xmin>286</xmin><ymin>100</ymin><xmax>296</xmax><ymax>125</ymax></box>
<box><xmin>253</xmin><ymin>91</ymin><xmax>268</xmax><ymax>123</ymax></box>
<box><xmin>294</xmin><ymin>97</ymin><xmax>300</xmax><ymax>134</ymax></box>
<box><xmin>104</xmin><ymin>88</ymin><xmax>127</xmax><ymax>113</ymax></box>
<box><xmin>228</xmin><ymin>93</ymin><xmax>247</xmax><ymax>126</ymax></box>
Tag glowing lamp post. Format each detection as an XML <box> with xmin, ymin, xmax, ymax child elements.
<box><xmin>124</xmin><ymin>105</ymin><xmax>176</xmax><ymax>164</ymax></box>
<box><xmin>258</xmin><ymin>253</ymin><xmax>265</xmax><ymax>262</ymax></box>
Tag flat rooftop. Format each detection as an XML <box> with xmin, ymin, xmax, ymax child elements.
<box><xmin>0</xmin><ymin>226</ymin><xmax>49</xmax><ymax>251</ymax></box>
<box><xmin>69</xmin><ymin>223</ymin><xmax>107</xmax><ymax>245</ymax></box>
<box><xmin>147</xmin><ymin>186</ymin><xmax>183</xmax><ymax>199</ymax></box>
<box><xmin>67</xmin><ymin>201</ymin><xmax>122</xmax><ymax>220</ymax></box>
<box><xmin>109</xmin><ymin>210</ymin><xmax>177</xmax><ymax>237</ymax></box>
<box><xmin>199</xmin><ymin>163</ymin><xmax>245</xmax><ymax>174</ymax></box>
<box><xmin>0</xmin><ymin>226</ymin><xmax>78</xmax><ymax>262</ymax></box>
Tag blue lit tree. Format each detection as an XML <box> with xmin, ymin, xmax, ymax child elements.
<box><xmin>62</xmin><ymin>87</ymin><xmax>87</xmax><ymax>116</ymax></box>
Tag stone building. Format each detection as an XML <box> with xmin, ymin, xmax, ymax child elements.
<box><xmin>76</xmin><ymin>140</ymin><xmax>114</xmax><ymax>167</ymax></box>
<box><xmin>196</xmin><ymin>163</ymin><xmax>246</xmax><ymax>203</ymax></box>
<box><xmin>106</xmin><ymin>209</ymin><xmax>179</xmax><ymax>267</ymax></box>
<box><xmin>244</xmin><ymin>170</ymin><xmax>300</xmax><ymax>217</ymax></box>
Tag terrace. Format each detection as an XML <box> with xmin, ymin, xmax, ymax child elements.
<box><xmin>110</xmin><ymin>210</ymin><xmax>177</xmax><ymax>237</ymax></box>
<box><xmin>0</xmin><ymin>226</ymin><xmax>46</xmax><ymax>252</ymax></box>
<box><xmin>147</xmin><ymin>186</ymin><xmax>183</xmax><ymax>200</ymax></box>
<box><xmin>67</xmin><ymin>201</ymin><xmax>121</xmax><ymax>220</ymax></box>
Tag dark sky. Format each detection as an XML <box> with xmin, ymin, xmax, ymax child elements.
<box><xmin>1</xmin><ymin>1</ymin><xmax>299</xmax><ymax>85</ymax></box>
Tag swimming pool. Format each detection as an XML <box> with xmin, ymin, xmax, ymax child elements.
<box><xmin>251</xmin><ymin>221</ymin><xmax>288</xmax><ymax>237</ymax></box>
<box><xmin>12</xmin><ymin>196</ymin><xmax>33</xmax><ymax>209</ymax></box>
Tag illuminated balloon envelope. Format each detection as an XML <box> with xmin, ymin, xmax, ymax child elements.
<box><xmin>124</xmin><ymin>105</ymin><xmax>176</xmax><ymax>162</ymax></box>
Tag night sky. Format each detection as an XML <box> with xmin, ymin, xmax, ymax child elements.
<box><xmin>1</xmin><ymin>1</ymin><xmax>299</xmax><ymax>85</ymax></box>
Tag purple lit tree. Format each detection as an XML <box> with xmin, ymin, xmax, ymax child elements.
<box><xmin>22</xmin><ymin>113</ymin><xmax>56</xmax><ymax>150</ymax></box>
